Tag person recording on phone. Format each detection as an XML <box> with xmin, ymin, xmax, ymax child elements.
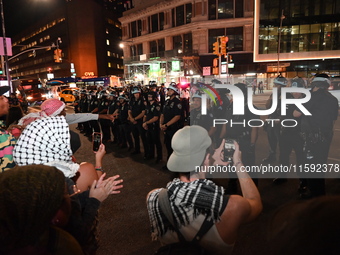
<box><xmin>220</xmin><ymin>83</ymin><xmax>259</xmax><ymax>193</ymax></box>
<box><xmin>146</xmin><ymin>126</ymin><xmax>262</xmax><ymax>255</ymax></box>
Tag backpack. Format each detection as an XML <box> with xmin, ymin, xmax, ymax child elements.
<box><xmin>154</xmin><ymin>189</ymin><xmax>214</xmax><ymax>255</ymax></box>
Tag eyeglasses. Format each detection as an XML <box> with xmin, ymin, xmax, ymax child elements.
<box><xmin>68</xmin><ymin>184</ymin><xmax>81</xmax><ymax>197</ymax></box>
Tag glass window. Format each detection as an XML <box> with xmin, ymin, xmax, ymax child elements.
<box><xmin>235</xmin><ymin>0</ymin><xmax>243</xmax><ymax>18</ymax></box>
<box><xmin>137</xmin><ymin>20</ymin><xmax>142</xmax><ymax>36</ymax></box>
<box><xmin>208</xmin><ymin>28</ymin><xmax>225</xmax><ymax>52</ymax></box>
<box><xmin>107</xmin><ymin>51</ymin><xmax>111</xmax><ymax>57</ymax></box>
<box><xmin>149</xmin><ymin>40</ymin><xmax>157</xmax><ymax>54</ymax></box>
<box><xmin>186</xmin><ymin>4</ymin><xmax>192</xmax><ymax>24</ymax></box>
<box><xmin>172</xmin><ymin>8</ymin><xmax>175</xmax><ymax>27</ymax></box>
<box><xmin>218</xmin><ymin>0</ymin><xmax>233</xmax><ymax>19</ymax></box>
<box><xmin>173</xmin><ymin>35</ymin><xmax>182</xmax><ymax>50</ymax></box>
<box><xmin>137</xmin><ymin>44</ymin><xmax>143</xmax><ymax>55</ymax></box>
<box><xmin>176</xmin><ymin>5</ymin><xmax>185</xmax><ymax>26</ymax></box>
<box><xmin>208</xmin><ymin>0</ymin><xmax>217</xmax><ymax>20</ymax></box>
<box><xmin>227</xmin><ymin>27</ymin><xmax>243</xmax><ymax>51</ymax></box>
<box><xmin>106</xmin><ymin>39</ymin><xmax>110</xmax><ymax>45</ymax></box>
<box><xmin>108</xmin><ymin>62</ymin><xmax>111</xmax><ymax>68</ymax></box>
<box><xmin>131</xmin><ymin>21</ymin><xmax>137</xmax><ymax>37</ymax></box>
<box><xmin>151</xmin><ymin>14</ymin><xmax>159</xmax><ymax>33</ymax></box>
<box><xmin>159</xmin><ymin>13</ymin><xmax>164</xmax><ymax>31</ymax></box>
<box><xmin>183</xmin><ymin>33</ymin><xmax>192</xmax><ymax>53</ymax></box>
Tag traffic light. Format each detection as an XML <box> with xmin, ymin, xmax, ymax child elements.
<box><xmin>212</xmin><ymin>67</ymin><xmax>219</xmax><ymax>75</ymax></box>
<box><xmin>213</xmin><ymin>58</ymin><xmax>218</xmax><ymax>67</ymax></box>
<box><xmin>212</xmin><ymin>40</ymin><xmax>220</xmax><ymax>55</ymax></box>
<box><xmin>220</xmin><ymin>36</ymin><xmax>228</xmax><ymax>56</ymax></box>
<box><xmin>54</xmin><ymin>49</ymin><xmax>62</xmax><ymax>63</ymax></box>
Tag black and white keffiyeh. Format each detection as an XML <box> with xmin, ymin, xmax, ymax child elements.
<box><xmin>13</xmin><ymin>116</ymin><xmax>79</xmax><ymax>178</ymax></box>
<box><xmin>147</xmin><ymin>178</ymin><xmax>225</xmax><ymax>240</ymax></box>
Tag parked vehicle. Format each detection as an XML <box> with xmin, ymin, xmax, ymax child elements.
<box><xmin>59</xmin><ymin>88</ymin><xmax>79</xmax><ymax>103</ymax></box>
<box><xmin>24</xmin><ymin>88</ymin><xmax>47</xmax><ymax>104</ymax></box>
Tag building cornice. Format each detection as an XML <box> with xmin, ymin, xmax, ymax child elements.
<box><xmin>119</xmin><ymin>0</ymin><xmax>191</xmax><ymax>24</ymax></box>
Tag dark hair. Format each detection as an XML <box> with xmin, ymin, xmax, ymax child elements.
<box><xmin>6</xmin><ymin>106</ymin><xmax>24</xmax><ymax>128</ymax></box>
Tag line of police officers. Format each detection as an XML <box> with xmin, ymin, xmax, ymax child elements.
<box><xmin>73</xmin><ymin>82</ymin><xmax>182</xmax><ymax>168</ymax></box>
<box><xmin>189</xmin><ymin>74</ymin><xmax>338</xmax><ymax>199</ymax></box>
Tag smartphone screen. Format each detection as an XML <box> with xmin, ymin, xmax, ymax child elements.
<box><xmin>92</xmin><ymin>132</ymin><xmax>102</xmax><ymax>152</ymax></box>
<box><xmin>224</xmin><ymin>139</ymin><xmax>235</xmax><ymax>162</ymax></box>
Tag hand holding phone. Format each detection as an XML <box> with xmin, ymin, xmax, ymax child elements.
<box><xmin>223</xmin><ymin>139</ymin><xmax>236</xmax><ymax>163</ymax></box>
<box><xmin>92</xmin><ymin>132</ymin><xmax>102</xmax><ymax>152</ymax></box>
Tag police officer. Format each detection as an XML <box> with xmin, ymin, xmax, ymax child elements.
<box><xmin>263</xmin><ymin>76</ymin><xmax>288</xmax><ymax>163</ymax></box>
<box><xmin>73</xmin><ymin>89</ymin><xmax>81</xmax><ymax>131</ymax></box>
<box><xmin>128</xmin><ymin>87</ymin><xmax>148</xmax><ymax>157</ymax></box>
<box><xmin>97</xmin><ymin>90</ymin><xmax>111</xmax><ymax>143</ymax></box>
<box><xmin>189</xmin><ymin>91</ymin><xmax>215</xmax><ymax>136</ymax></box>
<box><xmin>79</xmin><ymin>89</ymin><xmax>92</xmax><ymax>137</ymax></box>
<box><xmin>143</xmin><ymin>91</ymin><xmax>162</xmax><ymax>163</ymax></box>
<box><xmin>88</xmin><ymin>90</ymin><xmax>100</xmax><ymax>133</ymax></box>
<box><xmin>108</xmin><ymin>91</ymin><xmax>119</xmax><ymax>144</ymax></box>
<box><xmin>220</xmin><ymin>83</ymin><xmax>259</xmax><ymax>192</ymax></box>
<box><xmin>118</xmin><ymin>95</ymin><xmax>133</xmax><ymax>150</ymax></box>
<box><xmin>274</xmin><ymin>77</ymin><xmax>305</xmax><ymax>185</ymax></box>
<box><xmin>293</xmin><ymin>73</ymin><xmax>338</xmax><ymax>198</ymax></box>
<box><xmin>160</xmin><ymin>82</ymin><xmax>182</xmax><ymax>168</ymax></box>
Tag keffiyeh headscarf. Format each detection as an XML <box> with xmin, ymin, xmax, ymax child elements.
<box><xmin>147</xmin><ymin>178</ymin><xmax>225</xmax><ymax>240</ymax></box>
<box><xmin>13</xmin><ymin>116</ymin><xmax>79</xmax><ymax>177</ymax></box>
<box><xmin>18</xmin><ymin>99</ymin><xmax>65</xmax><ymax>126</ymax></box>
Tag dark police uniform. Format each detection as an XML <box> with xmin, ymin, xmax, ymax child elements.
<box><xmin>129</xmin><ymin>97</ymin><xmax>148</xmax><ymax>156</ymax></box>
<box><xmin>108</xmin><ymin>96</ymin><xmax>119</xmax><ymax>144</ymax></box>
<box><xmin>79</xmin><ymin>93</ymin><xmax>91</xmax><ymax>136</ymax></box>
<box><xmin>279</xmin><ymin>93</ymin><xmax>304</xmax><ymax>178</ymax></box>
<box><xmin>98</xmin><ymin>96</ymin><xmax>110</xmax><ymax>142</ymax></box>
<box><xmin>145</xmin><ymin>101</ymin><xmax>162</xmax><ymax>161</ymax></box>
<box><xmin>89</xmin><ymin>94</ymin><xmax>100</xmax><ymax>133</ymax></box>
<box><xmin>162</xmin><ymin>96</ymin><xmax>182</xmax><ymax>159</ymax></box>
<box><xmin>298</xmin><ymin>88</ymin><xmax>338</xmax><ymax>197</ymax></box>
<box><xmin>118</xmin><ymin>101</ymin><xmax>133</xmax><ymax>149</ymax></box>
<box><xmin>189</xmin><ymin>108</ymin><xmax>214</xmax><ymax>132</ymax></box>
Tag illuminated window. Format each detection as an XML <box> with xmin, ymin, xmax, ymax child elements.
<box><xmin>106</xmin><ymin>39</ymin><xmax>110</xmax><ymax>45</ymax></box>
<box><xmin>107</xmin><ymin>51</ymin><xmax>111</xmax><ymax>57</ymax></box>
<box><xmin>108</xmin><ymin>62</ymin><xmax>112</xmax><ymax>67</ymax></box>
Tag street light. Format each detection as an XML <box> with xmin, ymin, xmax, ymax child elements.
<box><xmin>277</xmin><ymin>9</ymin><xmax>285</xmax><ymax>76</ymax></box>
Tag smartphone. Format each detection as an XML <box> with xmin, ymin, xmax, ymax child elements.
<box><xmin>92</xmin><ymin>132</ymin><xmax>102</xmax><ymax>152</ymax></box>
<box><xmin>224</xmin><ymin>139</ymin><xmax>235</xmax><ymax>162</ymax></box>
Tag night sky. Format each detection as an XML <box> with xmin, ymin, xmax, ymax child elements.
<box><xmin>3</xmin><ymin>0</ymin><xmax>64</xmax><ymax>37</ymax></box>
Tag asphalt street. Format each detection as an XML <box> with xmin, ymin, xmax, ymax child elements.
<box><xmin>31</xmin><ymin>91</ymin><xmax>340</xmax><ymax>255</ymax></box>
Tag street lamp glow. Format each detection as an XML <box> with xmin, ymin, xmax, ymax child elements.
<box><xmin>119</xmin><ymin>43</ymin><xmax>124</xmax><ymax>48</ymax></box>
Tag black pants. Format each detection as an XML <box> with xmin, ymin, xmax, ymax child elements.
<box><xmin>279</xmin><ymin>131</ymin><xmax>304</xmax><ymax>178</ymax></box>
<box><xmin>131</xmin><ymin>122</ymin><xmax>148</xmax><ymax>155</ymax></box>
<box><xmin>110</xmin><ymin>121</ymin><xmax>119</xmax><ymax>143</ymax></box>
<box><xmin>99</xmin><ymin>119</ymin><xmax>111</xmax><ymax>142</ymax></box>
<box><xmin>119</xmin><ymin>123</ymin><xmax>133</xmax><ymax>148</ymax></box>
<box><xmin>89</xmin><ymin>119</ymin><xmax>100</xmax><ymax>133</ymax></box>
<box><xmin>301</xmin><ymin>132</ymin><xmax>333</xmax><ymax>197</ymax></box>
<box><xmin>146</xmin><ymin>125</ymin><xmax>162</xmax><ymax>160</ymax></box>
<box><xmin>265</xmin><ymin>124</ymin><xmax>281</xmax><ymax>156</ymax></box>
<box><xmin>164</xmin><ymin>128</ymin><xmax>179</xmax><ymax>159</ymax></box>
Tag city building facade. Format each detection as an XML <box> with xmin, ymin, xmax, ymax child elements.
<box><xmin>119</xmin><ymin>0</ymin><xmax>256</xmax><ymax>85</ymax></box>
<box><xmin>8</xmin><ymin>0</ymin><xmax>124</xmax><ymax>83</ymax></box>
<box><xmin>120</xmin><ymin>0</ymin><xmax>340</xmax><ymax>87</ymax></box>
<box><xmin>255</xmin><ymin>0</ymin><xmax>340</xmax><ymax>88</ymax></box>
